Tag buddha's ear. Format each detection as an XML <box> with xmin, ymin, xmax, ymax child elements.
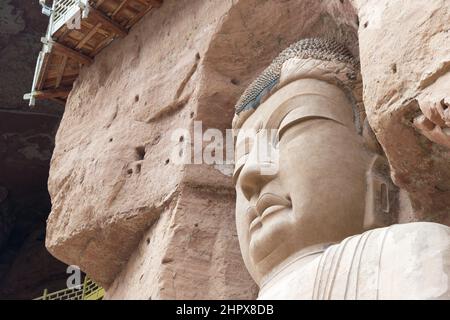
<box><xmin>364</xmin><ymin>154</ymin><xmax>399</xmax><ymax>230</ymax></box>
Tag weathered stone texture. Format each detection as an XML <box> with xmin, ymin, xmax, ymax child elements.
<box><xmin>106</xmin><ymin>186</ymin><xmax>257</xmax><ymax>299</ymax></box>
<box><xmin>353</xmin><ymin>0</ymin><xmax>450</xmax><ymax>224</ymax></box>
<box><xmin>46</xmin><ymin>0</ymin><xmax>258</xmax><ymax>297</ymax></box>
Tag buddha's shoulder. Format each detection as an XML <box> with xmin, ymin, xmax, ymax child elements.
<box><xmin>343</xmin><ymin>222</ymin><xmax>450</xmax><ymax>299</ymax></box>
<box><xmin>305</xmin><ymin>222</ymin><xmax>449</xmax><ymax>299</ymax></box>
<box><xmin>345</xmin><ymin>222</ymin><xmax>450</xmax><ymax>260</ymax></box>
<box><xmin>388</xmin><ymin>221</ymin><xmax>449</xmax><ymax>236</ymax></box>
<box><xmin>334</xmin><ymin>221</ymin><xmax>448</xmax><ymax>249</ymax></box>
<box><xmin>371</xmin><ymin>222</ymin><xmax>449</xmax><ymax>250</ymax></box>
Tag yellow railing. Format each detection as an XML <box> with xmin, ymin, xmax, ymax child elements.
<box><xmin>34</xmin><ymin>276</ymin><xmax>104</xmax><ymax>300</ymax></box>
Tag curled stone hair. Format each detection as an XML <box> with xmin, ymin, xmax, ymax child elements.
<box><xmin>233</xmin><ymin>38</ymin><xmax>364</xmax><ymax>132</ymax></box>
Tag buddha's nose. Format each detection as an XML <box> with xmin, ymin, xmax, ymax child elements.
<box><xmin>238</xmin><ymin>142</ymin><xmax>278</xmax><ymax>201</ymax></box>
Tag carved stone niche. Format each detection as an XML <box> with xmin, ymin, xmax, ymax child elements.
<box><xmin>231</xmin><ymin>38</ymin><xmax>450</xmax><ymax>300</ymax></box>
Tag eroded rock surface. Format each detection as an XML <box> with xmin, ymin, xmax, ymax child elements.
<box><xmin>46</xmin><ymin>0</ymin><xmax>258</xmax><ymax>297</ymax></box>
<box><xmin>354</xmin><ymin>0</ymin><xmax>450</xmax><ymax>223</ymax></box>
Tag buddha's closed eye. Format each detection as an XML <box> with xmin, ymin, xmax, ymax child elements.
<box><xmin>232</xmin><ymin>107</ymin><xmax>347</xmax><ymax>185</ymax></box>
<box><xmin>276</xmin><ymin>113</ymin><xmax>346</xmax><ymax>142</ymax></box>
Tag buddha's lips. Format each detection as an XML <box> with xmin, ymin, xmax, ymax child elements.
<box><xmin>256</xmin><ymin>193</ymin><xmax>291</xmax><ymax>217</ymax></box>
<box><xmin>247</xmin><ymin>193</ymin><xmax>291</xmax><ymax>233</ymax></box>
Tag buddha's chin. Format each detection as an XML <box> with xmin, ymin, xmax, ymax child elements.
<box><xmin>248</xmin><ymin>208</ymin><xmax>293</xmax><ymax>269</ymax></box>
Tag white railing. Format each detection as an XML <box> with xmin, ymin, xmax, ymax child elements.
<box><xmin>25</xmin><ymin>0</ymin><xmax>90</xmax><ymax>106</ymax></box>
<box><xmin>52</xmin><ymin>0</ymin><xmax>80</xmax><ymax>34</ymax></box>
<box><xmin>40</xmin><ymin>0</ymin><xmax>90</xmax><ymax>36</ymax></box>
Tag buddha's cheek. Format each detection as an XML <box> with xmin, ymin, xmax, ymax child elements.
<box><xmin>279</xmin><ymin>122</ymin><xmax>368</xmax><ymax>244</ymax></box>
<box><xmin>235</xmin><ymin>194</ymin><xmax>253</xmax><ymax>270</ymax></box>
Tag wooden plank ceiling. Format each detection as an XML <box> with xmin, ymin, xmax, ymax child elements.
<box><xmin>31</xmin><ymin>0</ymin><xmax>162</xmax><ymax>106</ymax></box>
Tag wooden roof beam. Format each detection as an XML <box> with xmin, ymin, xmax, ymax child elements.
<box><xmin>91</xmin><ymin>34</ymin><xmax>115</xmax><ymax>56</ymax></box>
<box><xmin>24</xmin><ymin>87</ymin><xmax>72</xmax><ymax>101</ymax></box>
<box><xmin>36</xmin><ymin>52</ymin><xmax>51</xmax><ymax>91</ymax></box>
<box><xmin>55</xmin><ymin>55</ymin><xmax>68</xmax><ymax>88</ymax></box>
<box><xmin>76</xmin><ymin>23</ymin><xmax>103</xmax><ymax>50</ymax></box>
<box><xmin>112</xmin><ymin>0</ymin><xmax>132</xmax><ymax>18</ymax></box>
<box><xmin>89</xmin><ymin>7</ymin><xmax>128</xmax><ymax>37</ymax></box>
<box><xmin>46</xmin><ymin>40</ymin><xmax>94</xmax><ymax>65</ymax></box>
<box><xmin>32</xmin><ymin>87</ymin><xmax>71</xmax><ymax>99</ymax></box>
<box><xmin>126</xmin><ymin>0</ymin><xmax>162</xmax><ymax>28</ymax></box>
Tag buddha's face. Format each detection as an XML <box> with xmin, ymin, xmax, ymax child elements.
<box><xmin>233</xmin><ymin>78</ymin><xmax>372</xmax><ymax>283</ymax></box>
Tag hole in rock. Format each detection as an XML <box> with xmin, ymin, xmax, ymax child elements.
<box><xmin>135</xmin><ymin>163</ymin><xmax>142</xmax><ymax>174</ymax></box>
<box><xmin>152</xmin><ymin>134</ymin><xmax>161</xmax><ymax>145</ymax></box>
<box><xmin>390</xmin><ymin>63</ymin><xmax>397</xmax><ymax>74</ymax></box>
<box><xmin>136</xmin><ymin>146</ymin><xmax>146</xmax><ymax>160</ymax></box>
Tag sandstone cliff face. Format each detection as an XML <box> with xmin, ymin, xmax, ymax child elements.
<box><xmin>47</xmin><ymin>0</ymin><xmax>258</xmax><ymax>297</ymax></box>
<box><xmin>46</xmin><ymin>0</ymin><xmax>449</xmax><ymax>299</ymax></box>
<box><xmin>353</xmin><ymin>0</ymin><xmax>450</xmax><ymax>224</ymax></box>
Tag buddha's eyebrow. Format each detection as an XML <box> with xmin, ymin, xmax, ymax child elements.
<box><xmin>263</xmin><ymin>93</ymin><xmax>348</xmax><ymax>129</ymax></box>
<box><xmin>277</xmin><ymin>114</ymin><xmax>347</xmax><ymax>141</ymax></box>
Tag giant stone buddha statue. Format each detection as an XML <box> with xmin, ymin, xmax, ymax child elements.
<box><xmin>232</xmin><ymin>38</ymin><xmax>450</xmax><ymax>300</ymax></box>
